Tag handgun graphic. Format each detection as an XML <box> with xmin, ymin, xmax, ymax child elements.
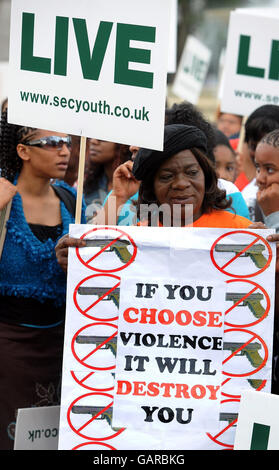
<box><xmin>226</xmin><ymin>292</ymin><xmax>265</xmax><ymax>319</ymax></box>
<box><xmin>84</xmin><ymin>238</ymin><xmax>132</xmax><ymax>264</ymax></box>
<box><xmin>71</xmin><ymin>405</ymin><xmax>121</xmax><ymax>431</ymax></box>
<box><xmin>248</xmin><ymin>379</ymin><xmax>265</xmax><ymax>390</ymax></box>
<box><xmin>219</xmin><ymin>412</ymin><xmax>238</xmax><ymax>426</ymax></box>
<box><xmin>76</xmin><ymin>335</ymin><xmax>117</xmax><ymax>357</ymax></box>
<box><xmin>215</xmin><ymin>243</ymin><xmax>268</xmax><ymax>269</ymax></box>
<box><xmin>77</xmin><ymin>286</ymin><xmax>120</xmax><ymax>308</ymax></box>
<box><xmin>223</xmin><ymin>341</ymin><xmax>263</xmax><ymax>368</ymax></box>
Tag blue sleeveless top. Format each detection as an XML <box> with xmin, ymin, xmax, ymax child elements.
<box><xmin>0</xmin><ymin>180</ymin><xmax>85</xmax><ymax>307</ymax></box>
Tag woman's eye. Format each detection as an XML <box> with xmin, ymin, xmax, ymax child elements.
<box><xmin>159</xmin><ymin>174</ymin><xmax>172</xmax><ymax>181</ymax></box>
<box><xmin>187</xmin><ymin>170</ymin><xmax>198</xmax><ymax>176</ymax></box>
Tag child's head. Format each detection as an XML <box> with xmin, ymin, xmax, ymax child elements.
<box><xmin>213</xmin><ymin>129</ymin><xmax>237</xmax><ymax>183</ymax></box>
<box><xmin>217</xmin><ymin>112</ymin><xmax>242</xmax><ymax>138</ymax></box>
<box><xmin>255</xmin><ymin>129</ymin><xmax>279</xmax><ymax>190</ymax></box>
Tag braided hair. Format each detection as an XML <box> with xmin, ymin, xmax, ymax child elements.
<box><xmin>0</xmin><ymin>109</ymin><xmax>37</xmax><ymax>182</ymax></box>
<box><xmin>260</xmin><ymin>128</ymin><xmax>279</xmax><ymax>148</ymax></box>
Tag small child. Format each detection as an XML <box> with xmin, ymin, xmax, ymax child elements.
<box><xmin>255</xmin><ymin>129</ymin><xmax>279</xmax><ymax>223</ymax></box>
<box><xmin>213</xmin><ymin>129</ymin><xmax>237</xmax><ymax>183</ymax></box>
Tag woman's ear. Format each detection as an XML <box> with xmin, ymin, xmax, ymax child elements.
<box><xmin>16</xmin><ymin>143</ymin><xmax>30</xmax><ymax>162</ymax></box>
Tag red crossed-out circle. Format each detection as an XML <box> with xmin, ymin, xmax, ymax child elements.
<box><xmin>71</xmin><ymin>322</ymin><xmax>117</xmax><ymax>371</ymax></box>
<box><xmin>210</xmin><ymin>230</ymin><xmax>272</xmax><ymax>278</ymax></box>
<box><xmin>222</xmin><ymin>328</ymin><xmax>269</xmax><ymax>378</ymax></box>
<box><xmin>220</xmin><ymin>376</ymin><xmax>267</xmax><ymax>402</ymax></box>
<box><xmin>67</xmin><ymin>392</ymin><xmax>125</xmax><ymax>442</ymax></box>
<box><xmin>73</xmin><ymin>273</ymin><xmax>121</xmax><ymax>322</ymax></box>
<box><xmin>76</xmin><ymin>226</ymin><xmax>137</xmax><ymax>273</ymax></box>
<box><xmin>206</xmin><ymin>397</ymin><xmax>239</xmax><ymax>450</ymax></box>
<box><xmin>224</xmin><ymin>279</ymin><xmax>270</xmax><ymax>328</ymax></box>
<box><xmin>70</xmin><ymin>370</ymin><xmax>115</xmax><ymax>393</ymax></box>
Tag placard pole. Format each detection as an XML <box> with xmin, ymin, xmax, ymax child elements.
<box><xmin>75</xmin><ymin>135</ymin><xmax>87</xmax><ymax>224</ymax></box>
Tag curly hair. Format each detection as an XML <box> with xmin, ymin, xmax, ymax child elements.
<box><xmin>165</xmin><ymin>102</ymin><xmax>216</xmax><ymax>163</ymax></box>
<box><xmin>83</xmin><ymin>142</ymin><xmax>131</xmax><ymax>195</ymax></box>
<box><xmin>137</xmin><ymin>147</ymin><xmax>231</xmax><ymax>225</ymax></box>
<box><xmin>0</xmin><ymin>109</ymin><xmax>37</xmax><ymax>182</ymax></box>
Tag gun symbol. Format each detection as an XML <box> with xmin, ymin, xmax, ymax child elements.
<box><xmin>215</xmin><ymin>243</ymin><xmax>267</xmax><ymax>269</ymax></box>
<box><xmin>76</xmin><ymin>335</ymin><xmax>117</xmax><ymax>356</ymax></box>
<box><xmin>71</xmin><ymin>405</ymin><xmax>121</xmax><ymax>431</ymax></box>
<box><xmin>223</xmin><ymin>341</ymin><xmax>263</xmax><ymax>368</ymax></box>
<box><xmin>77</xmin><ymin>286</ymin><xmax>120</xmax><ymax>308</ymax></box>
<box><xmin>84</xmin><ymin>238</ymin><xmax>132</xmax><ymax>264</ymax></box>
<box><xmin>226</xmin><ymin>292</ymin><xmax>265</xmax><ymax>319</ymax></box>
<box><xmin>219</xmin><ymin>412</ymin><xmax>238</xmax><ymax>426</ymax></box>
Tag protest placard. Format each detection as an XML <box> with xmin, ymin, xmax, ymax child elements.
<box><xmin>14</xmin><ymin>406</ymin><xmax>60</xmax><ymax>450</ymax></box>
<box><xmin>220</xmin><ymin>9</ymin><xmax>279</xmax><ymax>116</ymax></box>
<box><xmin>58</xmin><ymin>225</ymin><xmax>275</xmax><ymax>450</ymax></box>
<box><xmin>234</xmin><ymin>391</ymin><xmax>279</xmax><ymax>450</ymax></box>
<box><xmin>8</xmin><ymin>0</ymin><xmax>172</xmax><ymax>151</ymax></box>
<box><xmin>172</xmin><ymin>35</ymin><xmax>211</xmax><ymax>105</ymax></box>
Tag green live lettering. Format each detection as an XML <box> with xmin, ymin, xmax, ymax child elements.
<box><xmin>20</xmin><ymin>12</ymin><xmax>155</xmax><ymax>89</ymax></box>
<box><xmin>237</xmin><ymin>34</ymin><xmax>279</xmax><ymax>81</ymax></box>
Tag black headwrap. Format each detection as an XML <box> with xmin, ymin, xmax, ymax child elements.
<box><xmin>133</xmin><ymin>124</ymin><xmax>207</xmax><ymax>181</ymax></box>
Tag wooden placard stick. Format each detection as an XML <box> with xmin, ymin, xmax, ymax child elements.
<box><xmin>0</xmin><ymin>199</ymin><xmax>12</xmax><ymax>259</ymax></box>
<box><xmin>75</xmin><ymin>135</ymin><xmax>87</xmax><ymax>224</ymax></box>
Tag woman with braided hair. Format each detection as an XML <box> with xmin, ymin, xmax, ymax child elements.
<box><xmin>0</xmin><ymin>110</ymin><xmax>86</xmax><ymax>449</ymax></box>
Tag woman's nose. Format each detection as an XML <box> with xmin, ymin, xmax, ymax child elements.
<box><xmin>172</xmin><ymin>174</ymin><xmax>190</xmax><ymax>189</ymax></box>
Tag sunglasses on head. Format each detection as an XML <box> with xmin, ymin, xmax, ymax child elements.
<box><xmin>23</xmin><ymin>135</ymin><xmax>72</xmax><ymax>150</ymax></box>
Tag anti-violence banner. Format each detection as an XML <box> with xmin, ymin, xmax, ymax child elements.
<box><xmin>58</xmin><ymin>225</ymin><xmax>276</xmax><ymax>450</ymax></box>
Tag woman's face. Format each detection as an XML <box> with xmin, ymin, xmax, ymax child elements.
<box><xmin>89</xmin><ymin>138</ymin><xmax>116</xmax><ymax>164</ymax></box>
<box><xmin>19</xmin><ymin>129</ymin><xmax>71</xmax><ymax>179</ymax></box>
<box><xmin>153</xmin><ymin>150</ymin><xmax>205</xmax><ymax>224</ymax></box>
<box><xmin>255</xmin><ymin>142</ymin><xmax>279</xmax><ymax>190</ymax></box>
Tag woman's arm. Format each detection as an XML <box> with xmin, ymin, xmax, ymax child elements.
<box><xmin>0</xmin><ymin>177</ymin><xmax>17</xmax><ymax>210</ymax></box>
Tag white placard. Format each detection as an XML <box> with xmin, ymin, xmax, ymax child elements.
<box><xmin>58</xmin><ymin>225</ymin><xmax>275</xmax><ymax>450</ymax></box>
<box><xmin>14</xmin><ymin>406</ymin><xmax>60</xmax><ymax>450</ymax></box>
<box><xmin>167</xmin><ymin>0</ymin><xmax>178</xmax><ymax>74</ymax></box>
<box><xmin>172</xmin><ymin>35</ymin><xmax>211</xmax><ymax>104</ymax></box>
<box><xmin>8</xmin><ymin>0</ymin><xmax>172</xmax><ymax>150</ymax></box>
<box><xmin>234</xmin><ymin>391</ymin><xmax>279</xmax><ymax>450</ymax></box>
<box><xmin>220</xmin><ymin>9</ymin><xmax>279</xmax><ymax>116</ymax></box>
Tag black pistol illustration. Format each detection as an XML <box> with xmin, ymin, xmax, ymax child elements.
<box><xmin>71</xmin><ymin>405</ymin><xmax>121</xmax><ymax>431</ymax></box>
<box><xmin>77</xmin><ymin>286</ymin><xmax>120</xmax><ymax>308</ymax></box>
<box><xmin>225</xmin><ymin>292</ymin><xmax>265</xmax><ymax>319</ymax></box>
<box><xmin>76</xmin><ymin>335</ymin><xmax>117</xmax><ymax>356</ymax></box>
<box><xmin>84</xmin><ymin>238</ymin><xmax>132</xmax><ymax>263</ymax></box>
<box><xmin>215</xmin><ymin>243</ymin><xmax>267</xmax><ymax>269</ymax></box>
<box><xmin>223</xmin><ymin>341</ymin><xmax>263</xmax><ymax>368</ymax></box>
<box><xmin>219</xmin><ymin>412</ymin><xmax>238</xmax><ymax>426</ymax></box>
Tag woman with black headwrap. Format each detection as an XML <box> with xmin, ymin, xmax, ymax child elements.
<box><xmin>132</xmin><ymin>124</ymin><xmax>252</xmax><ymax>228</ymax></box>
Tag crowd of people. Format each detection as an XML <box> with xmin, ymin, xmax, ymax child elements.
<box><xmin>1</xmin><ymin>94</ymin><xmax>279</xmax><ymax>449</ymax></box>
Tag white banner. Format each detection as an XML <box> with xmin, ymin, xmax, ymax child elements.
<box><xmin>8</xmin><ymin>0</ymin><xmax>172</xmax><ymax>150</ymax></box>
<box><xmin>58</xmin><ymin>225</ymin><xmax>275</xmax><ymax>450</ymax></box>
